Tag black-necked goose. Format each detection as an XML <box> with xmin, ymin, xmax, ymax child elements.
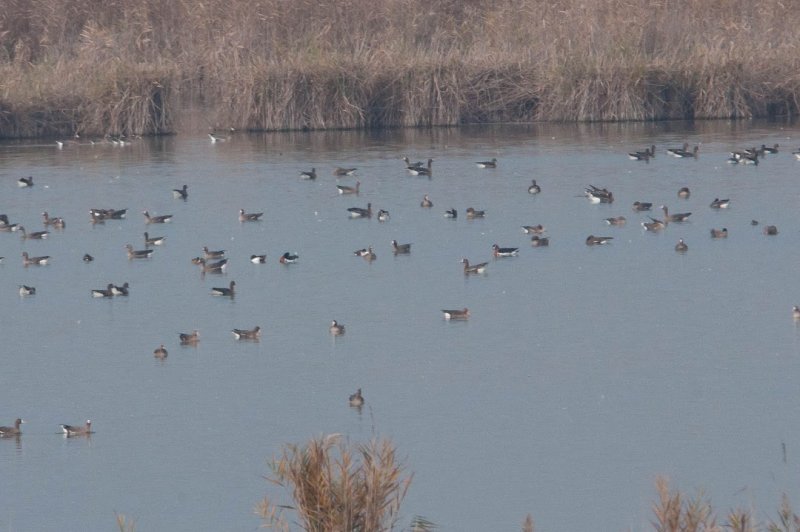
<box><xmin>203</xmin><ymin>247</ymin><xmax>226</xmax><ymax>260</ymax></box>
<box><xmin>347</xmin><ymin>202</ymin><xmax>372</xmax><ymax>219</ymax></box>
<box><xmin>475</xmin><ymin>158</ymin><xmax>497</xmax><ymax>168</ymax></box>
<box><xmin>586</xmin><ymin>235</ymin><xmax>613</xmax><ymax>245</ymax></box>
<box><xmin>61</xmin><ymin>420</ymin><xmax>93</xmax><ymax>437</ymax></box>
<box><xmin>42</xmin><ymin>212</ymin><xmax>65</xmax><ymax>229</ymax></box>
<box><xmin>112</xmin><ymin>283</ymin><xmax>129</xmax><ymax>296</ymax></box>
<box><xmin>330</xmin><ymin>320</ymin><xmax>345</xmax><ymax>336</ymax></box>
<box><xmin>211</xmin><ymin>280</ymin><xmax>236</xmax><ymax>297</ymax></box>
<box><xmin>408</xmin><ymin>158</ymin><xmax>433</xmax><ymax>176</ymax></box>
<box><xmin>337</xmin><ymin>181</ymin><xmax>360</xmax><ymax>195</ymax></box>
<box><xmin>18</xmin><ymin>226</ymin><xmax>49</xmax><ymax>240</ymax></box>
<box><xmin>279</xmin><ymin>252</ymin><xmax>299</xmax><ymax>264</ymax></box>
<box><xmin>17</xmin><ymin>176</ymin><xmax>33</xmax><ymax>187</ymax></box>
<box><xmin>530</xmin><ymin>236</ymin><xmax>550</xmax><ymax>247</ymax></box>
<box><xmin>465</xmin><ymin>207</ymin><xmax>485</xmax><ymax>219</ymax></box>
<box><xmin>709</xmin><ymin>198</ymin><xmax>730</xmax><ymax>209</ymax></box>
<box><xmin>421</xmin><ymin>195</ymin><xmax>433</xmax><ymax>208</ymax></box>
<box><xmin>710</xmin><ymin>227</ymin><xmax>728</xmax><ymax>238</ymax></box>
<box><xmin>144</xmin><ymin>232</ymin><xmax>166</xmax><ymax>246</ymax></box>
<box><xmin>444</xmin><ymin>208</ymin><xmax>457</xmax><ymax>219</ymax></box>
<box><xmin>250</xmin><ymin>254</ymin><xmax>267</xmax><ymax>264</ymax></box>
<box><xmin>675</xmin><ymin>239</ymin><xmax>688</xmax><ymax>253</ymax></box>
<box><xmin>91</xmin><ymin>284</ymin><xmax>115</xmax><ymax>298</ymax></box>
<box><xmin>442</xmin><ymin>308</ymin><xmax>470</xmax><ymax>320</ymax></box>
<box><xmin>22</xmin><ymin>252</ymin><xmax>50</xmax><ymax>266</ymax></box>
<box><xmin>179</xmin><ymin>330</ymin><xmax>199</xmax><ymax>345</ymax></box>
<box><xmin>154</xmin><ymin>344</ymin><xmax>168</xmax><ymax>359</ymax></box>
<box><xmin>299</xmin><ymin>168</ymin><xmax>317</xmax><ymax>180</ymax></box>
<box><xmin>125</xmin><ymin>244</ymin><xmax>154</xmax><ymax>259</ymax></box>
<box><xmin>667</xmin><ymin>143</ymin><xmax>689</xmax><ymax>157</ymax></box>
<box><xmin>764</xmin><ymin>225</ymin><xmax>778</xmax><ymax>235</ymax></box>
<box><xmin>349</xmin><ymin>388</ymin><xmax>364</xmax><ymax>407</ymax></box>
<box><xmin>391</xmin><ymin>240</ymin><xmax>411</xmax><ymax>254</ymax></box>
<box><xmin>528</xmin><ymin>179</ymin><xmax>541</xmax><ymax>194</ymax></box>
<box><xmin>172</xmin><ymin>184</ymin><xmax>188</xmax><ymax>200</ymax></box>
<box><xmin>142</xmin><ymin>210</ymin><xmax>172</xmax><ymax>224</ymax></box>
<box><xmin>641</xmin><ymin>217</ymin><xmax>666</xmax><ymax>232</ymax></box>
<box><xmin>18</xmin><ymin>285</ymin><xmax>35</xmax><ymax>296</ymax></box>
<box><xmin>333</xmin><ymin>167</ymin><xmax>357</xmax><ymax>176</ymax></box>
<box><xmin>605</xmin><ymin>216</ymin><xmax>627</xmax><ymax>226</ymax></box>
<box><xmin>232</xmin><ymin>326</ymin><xmax>261</xmax><ymax>340</ymax></box>
<box><xmin>661</xmin><ymin>205</ymin><xmax>691</xmax><ymax>223</ymax></box>
<box><xmin>678</xmin><ymin>187</ymin><xmax>691</xmax><ymax>199</ymax></box>
<box><xmin>239</xmin><ymin>209</ymin><xmax>263</xmax><ymax>222</ymax></box>
<box><xmin>522</xmin><ymin>224</ymin><xmax>545</xmax><ymax>234</ymax></box>
<box><xmin>0</xmin><ymin>418</ymin><xmax>24</xmax><ymax>437</ymax></box>
<box><xmin>377</xmin><ymin>209</ymin><xmax>390</xmax><ymax>222</ymax></box>
<box><xmin>492</xmin><ymin>244</ymin><xmax>519</xmax><ymax>257</ymax></box>
<box><xmin>461</xmin><ymin>258</ymin><xmax>488</xmax><ymax>274</ymax></box>
<box><xmin>632</xmin><ymin>201</ymin><xmax>653</xmax><ymax>212</ymax></box>
<box><xmin>585</xmin><ymin>185</ymin><xmax>614</xmax><ymax>203</ymax></box>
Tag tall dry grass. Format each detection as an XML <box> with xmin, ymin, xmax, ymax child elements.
<box><xmin>2</xmin><ymin>0</ymin><xmax>800</xmax><ymax>136</ymax></box>
<box><xmin>256</xmin><ymin>434</ymin><xmax>412</xmax><ymax>531</ymax></box>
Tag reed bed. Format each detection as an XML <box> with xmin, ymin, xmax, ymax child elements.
<box><xmin>2</xmin><ymin>0</ymin><xmax>800</xmax><ymax>137</ymax></box>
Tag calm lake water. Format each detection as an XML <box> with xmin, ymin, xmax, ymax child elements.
<box><xmin>1</xmin><ymin>120</ymin><xmax>800</xmax><ymax>531</ymax></box>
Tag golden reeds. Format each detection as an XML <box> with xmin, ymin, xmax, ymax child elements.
<box><xmin>2</xmin><ymin>0</ymin><xmax>800</xmax><ymax>136</ymax></box>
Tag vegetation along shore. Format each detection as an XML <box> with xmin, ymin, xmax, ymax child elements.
<box><xmin>2</xmin><ymin>0</ymin><xmax>800</xmax><ymax>138</ymax></box>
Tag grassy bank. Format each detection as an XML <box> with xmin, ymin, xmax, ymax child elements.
<box><xmin>2</xmin><ymin>0</ymin><xmax>800</xmax><ymax>137</ymax></box>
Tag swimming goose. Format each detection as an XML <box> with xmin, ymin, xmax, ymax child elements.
<box><xmin>794</xmin><ymin>306</ymin><xmax>800</xmax><ymax>320</ymax></box>
<box><xmin>586</xmin><ymin>235</ymin><xmax>613</xmax><ymax>245</ymax></box>
<box><xmin>377</xmin><ymin>209</ymin><xmax>390</xmax><ymax>222</ymax></box>
<box><xmin>408</xmin><ymin>158</ymin><xmax>433</xmax><ymax>176</ymax></box>
<box><xmin>585</xmin><ymin>185</ymin><xmax>614</xmax><ymax>203</ymax></box>
<box><xmin>675</xmin><ymin>239</ymin><xmax>688</xmax><ymax>253</ymax></box>
<box><xmin>337</xmin><ymin>181</ymin><xmax>360</xmax><ymax>195</ymax></box>
<box><xmin>403</xmin><ymin>156</ymin><xmax>424</xmax><ymax>169</ymax></box>
<box><xmin>154</xmin><ymin>345</ymin><xmax>168</xmax><ymax>359</ymax></box>
<box><xmin>661</xmin><ymin>205</ymin><xmax>691</xmax><ymax>223</ymax></box>
<box><xmin>203</xmin><ymin>247</ymin><xmax>226</xmax><ymax>260</ymax></box>
<box><xmin>362</xmin><ymin>246</ymin><xmax>376</xmax><ymax>262</ymax></box>
<box><xmin>333</xmin><ymin>167</ymin><xmax>357</xmax><ymax>176</ymax></box>
<box><xmin>522</xmin><ymin>224</ymin><xmax>545</xmax><ymax>234</ymax></box>
<box><xmin>528</xmin><ymin>179</ymin><xmax>541</xmax><ymax>194</ymax></box>
<box><xmin>461</xmin><ymin>258</ymin><xmax>488</xmax><ymax>274</ymax></box>
<box><xmin>678</xmin><ymin>187</ymin><xmax>691</xmax><ymax>199</ymax></box>
<box><xmin>353</xmin><ymin>248</ymin><xmax>369</xmax><ymax>257</ymax></box>
<box><xmin>605</xmin><ymin>216</ymin><xmax>627</xmax><ymax>226</ymax></box>
<box><xmin>0</xmin><ymin>418</ymin><xmax>24</xmax><ymax>437</ymax></box>
<box><xmin>632</xmin><ymin>201</ymin><xmax>653</xmax><ymax>212</ymax></box>
<box><xmin>17</xmin><ymin>176</ymin><xmax>33</xmax><ymax>187</ymax></box>
<box><xmin>144</xmin><ymin>232</ymin><xmax>166</xmax><ymax>246</ymax></box>
<box><xmin>530</xmin><ymin>236</ymin><xmax>550</xmax><ymax>247</ymax></box>
<box><xmin>628</xmin><ymin>146</ymin><xmax>653</xmax><ymax>161</ymax></box>
<box><xmin>211</xmin><ymin>280</ymin><xmax>236</xmax><ymax>297</ymax></box>
<box><xmin>710</xmin><ymin>228</ymin><xmax>728</xmax><ymax>238</ymax></box>
<box><xmin>250</xmin><ymin>254</ymin><xmax>267</xmax><ymax>263</ymax></box>
<box><xmin>300</xmin><ymin>168</ymin><xmax>317</xmax><ymax>180</ymax></box>
<box><xmin>761</xmin><ymin>143</ymin><xmax>779</xmax><ymax>154</ymax></box>
<box><xmin>763</xmin><ymin>225</ymin><xmax>778</xmax><ymax>235</ymax></box>
<box><xmin>641</xmin><ymin>217</ymin><xmax>667</xmax><ymax>232</ymax></box>
<box><xmin>42</xmin><ymin>212</ymin><xmax>65</xmax><ymax>229</ymax></box>
<box><xmin>475</xmin><ymin>158</ymin><xmax>498</xmax><ymax>168</ymax></box>
<box><xmin>208</xmin><ymin>132</ymin><xmax>228</xmax><ymax>143</ymax></box>
<box><xmin>197</xmin><ymin>258</ymin><xmax>228</xmax><ymax>273</ymax></box>
<box><xmin>709</xmin><ymin>198</ymin><xmax>730</xmax><ymax>209</ymax></box>
<box><xmin>22</xmin><ymin>252</ymin><xmax>50</xmax><ymax>266</ymax></box>
<box><xmin>232</xmin><ymin>326</ymin><xmax>261</xmax><ymax>340</ymax></box>
<box><xmin>279</xmin><ymin>252</ymin><xmax>299</xmax><ymax>264</ymax></box>
<box><xmin>111</xmin><ymin>283</ymin><xmax>130</xmax><ymax>296</ymax></box>
<box><xmin>142</xmin><ymin>210</ymin><xmax>173</xmax><ymax>224</ymax></box>
<box><xmin>90</xmin><ymin>208</ymin><xmax>127</xmax><ymax>222</ymax></box>
<box><xmin>125</xmin><ymin>244</ymin><xmax>154</xmax><ymax>259</ymax></box>
<box><xmin>330</xmin><ymin>320</ymin><xmax>346</xmax><ymax>336</ymax></box>
<box><xmin>179</xmin><ymin>330</ymin><xmax>199</xmax><ymax>345</ymax></box>
<box><xmin>91</xmin><ymin>284</ymin><xmax>115</xmax><ymax>298</ymax></box>
<box><xmin>442</xmin><ymin>308</ymin><xmax>470</xmax><ymax>320</ymax></box>
<box><xmin>444</xmin><ymin>208</ymin><xmax>457</xmax><ymax>219</ymax></box>
<box><xmin>391</xmin><ymin>240</ymin><xmax>411</xmax><ymax>254</ymax></box>
<box><xmin>18</xmin><ymin>285</ymin><xmax>36</xmax><ymax>296</ymax></box>
<box><xmin>83</xmin><ymin>254</ymin><xmax>94</xmax><ymax>262</ymax></box>
<box><xmin>61</xmin><ymin>420</ymin><xmax>93</xmax><ymax>437</ymax></box>
<box><xmin>0</xmin><ymin>222</ymin><xmax>19</xmax><ymax>232</ymax></box>
<box><xmin>18</xmin><ymin>226</ymin><xmax>49</xmax><ymax>240</ymax></box>
<box><xmin>420</xmin><ymin>195</ymin><xmax>433</xmax><ymax>207</ymax></box>
<box><xmin>239</xmin><ymin>209</ymin><xmax>263</xmax><ymax>222</ymax></box>
<box><xmin>667</xmin><ymin>142</ymin><xmax>689</xmax><ymax>157</ymax></box>
<box><xmin>349</xmin><ymin>388</ymin><xmax>364</xmax><ymax>407</ymax></box>
<box><xmin>465</xmin><ymin>207</ymin><xmax>485</xmax><ymax>219</ymax></box>
<box><xmin>492</xmin><ymin>244</ymin><xmax>519</xmax><ymax>257</ymax></box>
<box><xmin>172</xmin><ymin>184</ymin><xmax>188</xmax><ymax>200</ymax></box>
<box><xmin>347</xmin><ymin>203</ymin><xmax>372</xmax><ymax>219</ymax></box>
<box><xmin>673</xmin><ymin>145</ymin><xmax>699</xmax><ymax>158</ymax></box>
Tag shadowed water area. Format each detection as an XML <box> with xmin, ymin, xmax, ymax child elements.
<box><xmin>0</xmin><ymin>120</ymin><xmax>799</xmax><ymax>531</ymax></box>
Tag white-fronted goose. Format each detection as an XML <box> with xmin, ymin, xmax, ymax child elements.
<box><xmin>337</xmin><ymin>181</ymin><xmax>360</xmax><ymax>195</ymax></box>
<box><xmin>662</xmin><ymin>205</ymin><xmax>691</xmax><ymax>223</ymax></box>
<box><xmin>461</xmin><ymin>258</ymin><xmax>487</xmax><ymax>274</ymax></box>
<box><xmin>531</xmin><ymin>236</ymin><xmax>550</xmax><ymax>247</ymax></box>
<box><xmin>675</xmin><ymin>239</ymin><xmax>688</xmax><ymax>253</ymax></box>
<box><xmin>239</xmin><ymin>209</ymin><xmax>263</xmax><ymax>222</ymax></box>
<box><xmin>125</xmin><ymin>244</ymin><xmax>154</xmax><ymax>259</ymax></box>
<box><xmin>522</xmin><ymin>225</ymin><xmax>545</xmax><ymax>234</ymax></box>
<box><xmin>605</xmin><ymin>216</ymin><xmax>627</xmax><ymax>226</ymax></box>
<box><xmin>211</xmin><ymin>280</ymin><xmax>236</xmax><ymax>297</ymax></box>
<box><xmin>710</xmin><ymin>198</ymin><xmax>730</xmax><ymax>209</ymax></box>
<box><xmin>0</xmin><ymin>418</ymin><xmax>24</xmax><ymax>436</ymax></box>
<box><xmin>18</xmin><ymin>226</ymin><xmax>49</xmax><ymax>240</ymax></box>
<box><xmin>710</xmin><ymin>228</ymin><xmax>728</xmax><ymax>238</ymax></box>
<box><xmin>465</xmin><ymin>207</ymin><xmax>485</xmax><ymax>219</ymax></box>
<box><xmin>333</xmin><ymin>167</ymin><xmax>357</xmax><ymax>176</ymax></box>
<box><xmin>142</xmin><ymin>210</ymin><xmax>172</xmax><ymax>224</ymax></box>
<box><xmin>232</xmin><ymin>326</ymin><xmax>261</xmax><ymax>340</ymax></box>
<box><xmin>42</xmin><ymin>212</ymin><xmax>65</xmax><ymax>229</ymax></box>
<box><xmin>442</xmin><ymin>308</ymin><xmax>470</xmax><ymax>320</ymax></box>
<box><xmin>144</xmin><ymin>232</ymin><xmax>166</xmax><ymax>246</ymax></box>
<box><xmin>330</xmin><ymin>320</ymin><xmax>345</xmax><ymax>336</ymax></box>
<box><xmin>391</xmin><ymin>240</ymin><xmax>411</xmax><ymax>254</ymax></box>
<box><xmin>197</xmin><ymin>258</ymin><xmax>228</xmax><ymax>273</ymax></box>
<box><xmin>632</xmin><ymin>201</ymin><xmax>652</xmax><ymax>212</ymax></box>
<box><xmin>203</xmin><ymin>246</ymin><xmax>225</xmax><ymax>260</ymax></box>
<box><xmin>586</xmin><ymin>235</ymin><xmax>613</xmax><ymax>245</ymax></box>
<box><xmin>673</xmin><ymin>145</ymin><xmax>699</xmax><ymax>158</ymax></box>
<box><xmin>179</xmin><ymin>330</ymin><xmax>199</xmax><ymax>345</ymax></box>
<box><xmin>154</xmin><ymin>344</ymin><xmax>168</xmax><ymax>359</ymax></box>
<box><xmin>421</xmin><ymin>195</ymin><xmax>433</xmax><ymax>208</ymax></box>
<box><xmin>641</xmin><ymin>217</ymin><xmax>666</xmax><ymax>232</ymax></box>
<box><xmin>667</xmin><ymin>143</ymin><xmax>689</xmax><ymax>157</ymax></box>
<box><xmin>61</xmin><ymin>420</ymin><xmax>93</xmax><ymax>437</ymax></box>
<box><xmin>22</xmin><ymin>252</ymin><xmax>50</xmax><ymax>266</ymax></box>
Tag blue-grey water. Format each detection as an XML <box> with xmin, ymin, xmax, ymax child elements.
<box><xmin>1</xmin><ymin>121</ymin><xmax>799</xmax><ymax>531</ymax></box>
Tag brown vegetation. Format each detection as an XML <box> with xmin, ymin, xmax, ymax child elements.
<box><xmin>2</xmin><ymin>0</ymin><xmax>800</xmax><ymax>137</ymax></box>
